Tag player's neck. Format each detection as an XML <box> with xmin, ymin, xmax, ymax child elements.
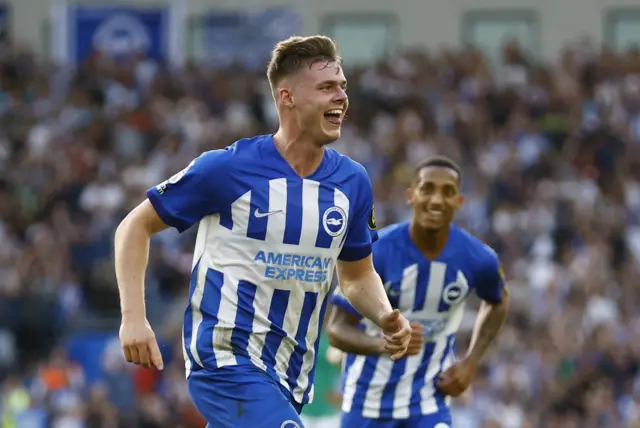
<box><xmin>273</xmin><ymin>129</ymin><xmax>324</xmax><ymax>178</ymax></box>
<box><xmin>409</xmin><ymin>221</ymin><xmax>450</xmax><ymax>259</ymax></box>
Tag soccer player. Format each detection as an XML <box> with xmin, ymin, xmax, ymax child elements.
<box><xmin>327</xmin><ymin>156</ymin><xmax>510</xmax><ymax>428</ymax></box>
<box><xmin>113</xmin><ymin>35</ymin><xmax>412</xmax><ymax>428</ymax></box>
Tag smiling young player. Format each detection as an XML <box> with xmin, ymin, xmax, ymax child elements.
<box><xmin>113</xmin><ymin>35</ymin><xmax>412</xmax><ymax>428</ymax></box>
<box><xmin>327</xmin><ymin>156</ymin><xmax>510</xmax><ymax>428</ymax></box>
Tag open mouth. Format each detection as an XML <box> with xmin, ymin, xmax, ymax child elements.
<box><xmin>324</xmin><ymin>109</ymin><xmax>343</xmax><ymax>125</ymax></box>
<box><xmin>425</xmin><ymin>209</ymin><xmax>444</xmax><ymax>220</ymax></box>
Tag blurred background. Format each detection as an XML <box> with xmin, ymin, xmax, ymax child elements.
<box><xmin>2</xmin><ymin>0</ymin><xmax>640</xmax><ymax>427</ymax></box>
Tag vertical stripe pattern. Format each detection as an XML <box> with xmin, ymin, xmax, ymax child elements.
<box><xmin>341</xmin><ymin>256</ymin><xmax>472</xmax><ymax>419</ymax></box>
<box><xmin>298</xmin><ymin>180</ymin><xmax>320</xmax><ymax>248</ymax></box>
<box><xmin>183</xmin><ymin>177</ymin><xmax>353</xmax><ymax>404</ymax></box>
<box><xmin>265</xmin><ymin>178</ymin><xmax>288</xmax><ymax>243</ymax></box>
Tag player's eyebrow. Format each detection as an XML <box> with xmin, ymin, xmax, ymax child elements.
<box><xmin>318</xmin><ymin>79</ymin><xmax>347</xmax><ymax>88</ymax></box>
<box><xmin>419</xmin><ymin>179</ymin><xmax>457</xmax><ymax>188</ymax></box>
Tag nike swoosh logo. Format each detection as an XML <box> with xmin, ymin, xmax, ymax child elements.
<box><xmin>254</xmin><ymin>209</ymin><xmax>282</xmax><ymax>218</ymax></box>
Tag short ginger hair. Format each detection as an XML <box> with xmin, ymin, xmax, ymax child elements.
<box><xmin>267</xmin><ymin>35</ymin><xmax>342</xmax><ymax>91</ymax></box>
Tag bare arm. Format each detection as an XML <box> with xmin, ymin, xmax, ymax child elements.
<box><xmin>326</xmin><ymin>306</ymin><xmax>385</xmax><ymax>356</ymax></box>
<box><xmin>335</xmin><ymin>255</ymin><xmax>411</xmax><ymax>360</ymax></box>
<box><xmin>336</xmin><ymin>255</ymin><xmax>392</xmax><ymax>328</ymax></box>
<box><xmin>114</xmin><ymin>199</ymin><xmax>169</xmax><ymax>323</ymax></box>
<box><xmin>465</xmin><ymin>287</ymin><xmax>510</xmax><ymax>365</ymax></box>
<box><xmin>436</xmin><ymin>258</ymin><xmax>509</xmax><ymax>397</ymax></box>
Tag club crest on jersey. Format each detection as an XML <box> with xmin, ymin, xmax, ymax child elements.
<box><xmin>442</xmin><ymin>280</ymin><xmax>469</xmax><ymax>305</ymax></box>
<box><xmin>280</xmin><ymin>421</ymin><xmax>301</xmax><ymax>428</ymax></box>
<box><xmin>322</xmin><ymin>206</ymin><xmax>347</xmax><ymax>237</ymax></box>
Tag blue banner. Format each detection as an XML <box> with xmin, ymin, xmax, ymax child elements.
<box><xmin>67</xmin><ymin>4</ymin><xmax>170</xmax><ymax>65</ymax></box>
<box><xmin>0</xmin><ymin>3</ymin><xmax>9</xmax><ymax>41</ymax></box>
<box><xmin>202</xmin><ymin>8</ymin><xmax>301</xmax><ymax>70</ymax></box>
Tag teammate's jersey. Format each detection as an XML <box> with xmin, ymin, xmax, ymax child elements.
<box><xmin>331</xmin><ymin>222</ymin><xmax>504</xmax><ymax>420</ymax></box>
<box><xmin>146</xmin><ymin>135</ymin><xmax>377</xmax><ymax>406</ymax></box>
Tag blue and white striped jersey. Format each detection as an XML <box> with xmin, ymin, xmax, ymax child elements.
<box><xmin>331</xmin><ymin>222</ymin><xmax>504</xmax><ymax>419</ymax></box>
<box><xmin>146</xmin><ymin>135</ymin><xmax>378</xmax><ymax>405</ymax></box>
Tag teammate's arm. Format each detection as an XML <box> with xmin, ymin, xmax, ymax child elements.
<box><xmin>465</xmin><ymin>263</ymin><xmax>509</xmax><ymax>365</ymax></box>
<box><xmin>327</xmin><ymin>294</ymin><xmax>424</xmax><ymax>357</ymax></box>
<box><xmin>436</xmin><ymin>253</ymin><xmax>509</xmax><ymax>396</ymax></box>
<box><xmin>326</xmin><ymin>305</ymin><xmax>385</xmax><ymax>356</ymax></box>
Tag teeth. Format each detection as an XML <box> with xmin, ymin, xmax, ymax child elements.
<box><xmin>326</xmin><ymin>109</ymin><xmax>343</xmax><ymax>115</ymax></box>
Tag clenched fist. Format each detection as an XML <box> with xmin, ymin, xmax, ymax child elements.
<box><xmin>378</xmin><ymin>309</ymin><xmax>412</xmax><ymax>360</ymax></box>
<box><xmin>436</xmin><ymin>358</ymin><xmax>478</xmax><ymax>397</ymax></box>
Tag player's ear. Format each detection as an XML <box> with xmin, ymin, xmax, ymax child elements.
<box><xmin>406</xmin><ymin>187</ymin><xmax>414</xmax><ymax>205</ymax></box>
<box><xmin>455</xmin><ymin>194</ymin><xmax>464</xmax><ymax>209</ymax></box>
<box><xmin>279</xmin><ymin>87</ymin><xmax>294</xmax><ymax>108</ymax></box>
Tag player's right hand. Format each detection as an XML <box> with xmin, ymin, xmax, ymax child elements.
<box><xmin>406</xmin><ymin>322</ymin><xmax>424</xmax><ymax>356</ymax></box>
<box><xmin>119</xmin><ymin>319</ymin><xmax>164</xmax><ymax>370</ymax></box>
<box><xmin>378</xmin><ymin>309</ymin><xmax>412</xmax><ymax>360</ymax></box>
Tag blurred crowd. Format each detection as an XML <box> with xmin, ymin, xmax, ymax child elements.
<box><xmin>1</xmin><ymin>28</ymin><xmax>640</xmax><ymax>427</ymax></box>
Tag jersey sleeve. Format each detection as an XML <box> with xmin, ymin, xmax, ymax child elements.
<box><xmin>330</xmin><ymin>287</ymin><xmax>363</xmax><ymax>320</ymax></box>
<box><xmin>474</xmin><ymin>248</ymin><xmax>506</xmax><ymax>304</ymax></box>
<box><xmin>146</xmin><ymin>149</ymin><xmax>232</xmax><ymax>233</ymax></box>
<box><xmin>338</xmin><ymin>166</ymin><xmax>378</xmax><ymax>261</ymax></box>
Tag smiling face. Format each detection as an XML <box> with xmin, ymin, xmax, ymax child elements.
<box><xmin>407</xmin><ymin>165</ymin><xmax>464</xmax><ymax>232</ymax></box>
<box><xmin>278</xmin><ymin>60</ymin><xmax>348</xmax><ymax>146</ymax></box>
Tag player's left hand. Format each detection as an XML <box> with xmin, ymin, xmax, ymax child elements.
<box><xmin>436</xmin><ymin>358</ymin><xmax>478</xmax><ymax>397</ymax></box>
<box><xmin>378</xmin><ymin>309</ymin><xmax>412</xmax><ymax>360</ymax></box>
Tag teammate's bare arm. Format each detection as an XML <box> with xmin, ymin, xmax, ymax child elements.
<box><xmin>465</xmin><ymin>285</ymin><xmax>509</xmax><ymax>364</ymax></box>
<box><xmin>326</xmin><ymin>304</ymin><xmax>386</xmax><ymax>356</ymax></box>
<box><xmin>437</xmin><ymin>265</ymin><xmax>509</xmax><ymax>397</ymax></box>
<box><xmin>336</xmin><ymin>256</ymin><xmax>411</xmax><ymax>360</ymax></box>
<box><xmin>327</xmin><ymin>304</ymin><xmax>424</xmax><ymax>358</ymax></box>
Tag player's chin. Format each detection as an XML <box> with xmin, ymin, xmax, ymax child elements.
<box><xmin>418</xmin><ymin>219</ymin><xmax>444</xmax><ymax>231</ymax></box>
<box><xmin>319</xmin><ymin>127</ymin><xmax>341</xmax><ymax>144</ymax></box>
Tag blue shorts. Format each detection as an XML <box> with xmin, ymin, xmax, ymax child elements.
<box><xmin>187</xmin><ymin>365</ymin><xmax>304</xmax><ymax>428</ymax></box>
<box><xmin>340</xmin><ymin>411</ymin><xmax>452</xmax><ymax>428</ymax></box>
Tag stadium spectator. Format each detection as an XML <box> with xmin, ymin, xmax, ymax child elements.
<box><xmin>1</xmin><ymin>35</ymin><xmax>640</xmax><ymax>427</ymax></box>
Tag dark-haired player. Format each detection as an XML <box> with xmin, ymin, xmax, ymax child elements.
<box><xmin>328</xmin><ymin>156</ymin><xmax>509</xmax><ymax>428</ymax></box>
<box><xmin>113</xmin><ymin>35</ymin><xmax>412</xmax><ymax>428</ymax></box>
